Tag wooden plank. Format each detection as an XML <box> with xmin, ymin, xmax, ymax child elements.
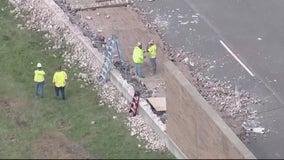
<box><xmin>147</xmin><ymin>97</ymin><xmax>167</xmax><ymax>112</ymax></box>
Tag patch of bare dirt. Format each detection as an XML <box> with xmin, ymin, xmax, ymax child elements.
<box><xmin>0</xmin><ymin>97</ymin><xmax>34</xmax><ymax>109</ymax></box>
<box><xmin>31</xmin><ymin>131</ymin><xmax>94</xmax><ymax>159</ymax></box>
<box><xmin>0</xmin><ymin>97</ymin><xmax>32</xmax><ymax>128</ymax></box>
<box><xmin>9</xmin><ymin>112</ymin><xmax>28</xmax><ymax>128</ymax></box>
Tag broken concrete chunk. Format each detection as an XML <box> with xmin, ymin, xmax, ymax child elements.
<box><xmin>85</xmin><ymin>16</ymin><xmax>92</xmax><ymax>20</ymax></box>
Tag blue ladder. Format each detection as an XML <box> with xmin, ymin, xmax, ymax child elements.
<box><xmin>110</xmin><ymin>35</ymin><xmax>130</xmax><ymax>81</ymax></box>
<box><xmin>97</xmin><ymin>34</ymin><xmax>130</xmax><ymax>83</ymax></box>
<box><xmin>97</xmin><ymin>44</ymin><xmax>115</xmax><ymax>83</ymax></box>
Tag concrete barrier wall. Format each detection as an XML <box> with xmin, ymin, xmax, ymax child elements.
<box><xmin>9</xmin><ymin>0</ymin><xmax>188</xmax><ymax>158</ymax></box>
<box><xmin>10</xmin><ymin>0</ymin><xmax>254</xmax><ymax>158</ymax></box>
<box><xmin>163</xmin><ymin>61</ymin><xmax>256</xmax><ymax>159</ymax></box>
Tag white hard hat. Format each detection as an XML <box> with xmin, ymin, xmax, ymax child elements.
<box><xmin>137</xmin><ymin>42</ymin><xmax>142</xmax><ymax>46</ymax></box>
<box><xmin>37</xmin><ymin>63</ymin><xmax>42</xmax><ymax>68</ymax></box>
<box><xmin>149</xmin><ymin>39</ymin><xmax>154</xmax><ymax>44</ymax></box>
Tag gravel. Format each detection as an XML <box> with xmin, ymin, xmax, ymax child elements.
<box><xmin>130</xmin><ymin>2</ymin><xmax>267</xmax><ymax>143</ymax></box>
<box><xmin>9</xmin><ymin>0</ymin><xmax>166</xmax><ymax>151</ymax></box>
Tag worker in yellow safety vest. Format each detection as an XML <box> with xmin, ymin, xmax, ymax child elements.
<box><xmin>34</xmin><ymin>63</ymin><xmax>45</xmax><ymax>98</ymax></box>
<box><xmin>147</xmin><ymin>39</ymin><xmax>157</xmax><ymax>75</ymax></box>
<box><xmin>52</xmin><ymin>65</ymin><xmax>68</xmax><ymax>100</ymax></box>
<box><xmin>132</xmin><ymin>42</ymin><xmax>144</xmax><ymax>78</ymax></box>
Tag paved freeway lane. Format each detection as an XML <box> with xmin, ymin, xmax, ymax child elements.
<box><xmin>136</xmin><ymin>0</ymin><xmax>284</xmax><ymax>158</ymax></box>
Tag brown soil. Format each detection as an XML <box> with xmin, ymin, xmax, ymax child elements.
<box><xmin>0</xmin><ymin>97</ymin><xmax>32</xmax><ymax>128</ymax></box>
<box><xmin>0</xmin><ymin>97</ymin><xmax>34</xmax><ymax>109</ymax></box>
<box><xmin>77</xmin><ymin>6</ymin><xmax>167</xmax><ymax>96</ymax></box>
<box><xmin>31</xmin><ymin>131</ymin><xmax>94</xmax><ymax>159</ymax></box>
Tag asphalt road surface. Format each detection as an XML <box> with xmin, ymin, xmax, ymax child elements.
<box><xmin>136</xmin><ymin>0</ymin><xmax>284</xmax><ymax>158</ymax></box>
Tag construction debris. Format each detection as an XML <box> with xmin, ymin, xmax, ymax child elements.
<box><xmin>127</xmin><ymin>115</ymin><xmax>166</xmax><ymax>151</ymax></box>
<box><xmin>147</xmin><ymin>97</ymin><xmax>166</xmax><ymax>112</ymax></box>
<box><xmin>11</xmin><ymin>0</ymin><xmax>266</xmax><ymax>148</ymax></box>
<box><xmin>10</xmin><ymin>0</ymin><xmax>165</xmax><ymax>151</ymax></box>
<box><xmin>131</xmin><ymin>2</ymin><xmax>266</xmax><ymax>143</ymax></box>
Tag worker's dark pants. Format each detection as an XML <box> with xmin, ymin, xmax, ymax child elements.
<box><xmin>135</xmin><ymin>63</ymin><xmax>143</xmax><ymax>78</ymax></box>
<box><xmin>35</xmin><ymin>81</ymin><xmax>44</xmax><ymax>98</ymax></box>
<box><xmin>150</xmin><ymin>58</ymin><xmax>156</xmax><ymax>74</ymax></box>
<box><xmin>55</xmin><ymin>86</ymin><xmax>65</xmax><ymax>100</ymax></box>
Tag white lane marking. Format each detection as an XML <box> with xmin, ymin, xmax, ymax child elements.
<box><xmin>219</xmin><ymin>40</ymin><xmax>255</xmax><ymax>77</ymax></box>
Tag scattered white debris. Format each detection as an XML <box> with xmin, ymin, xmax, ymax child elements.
<box><xmin>127</xmin><ymin>0</ymin><xmax>265</xmax><ymax>144</ymax></box>
<box><xmin>257</xmin><ymin>37</ymin><xmax>262</xmax><ymax>40</ymax></box>
<box><xmin>179</xmin><ymin>21</ymin><xmax>189</xmax><ymax>25</ymax></box>
<box><xmin>189</xmin><ymin>59</ymin><xmax>195</xmax><ymax>66</ymax></box>
<box><xmin>85</xmin><ymin>16</ymin><xmax>92</xmax><ymax>20</ymax></box>
<box><xmin>13</xmin><ymin>0</ymin><xmax>266</xmax><ymax>147</ymax></box>
<box><xmin>251</xmin><ymin>127</ymin><xmax>265</xmax><ymax>134</ymax></box>
<box><xmin>152</xmin><ymin>15</ymin><xmax>169</xmax><ymax>29</ymax></box>
<box><xmin>127</xmin><ymin>115</ymin><xmax>166</xmax><ymax>151</ymax></box>
<box><xmin>182</xmin><ymin>57</ymin><xmax>189</xmax><ymax>64</ymax></box>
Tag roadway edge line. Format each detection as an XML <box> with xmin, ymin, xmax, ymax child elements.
<box><xmin>219</xmin><ymin>40</ymin><xmax>255</xmax><ymax>77</ymax></box>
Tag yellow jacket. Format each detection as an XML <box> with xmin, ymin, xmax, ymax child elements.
<box><xmin>34</xmin><ymin>70</ymin><xmax>45</xmax><ymax>82</ymax></box>
<box><xmin>53</xmin><ymin>71</ymin><xmax>67</xmax><ymax>87</ymax></box>
<box><xmin>148</xmin><ymin>44</ymin><xmax>157</xmax><ymax>58</ymax></box>
<box><xmin>132</xmin><ymin>46</ymin><xmax>144</xmax><ymax>64</ymax></box>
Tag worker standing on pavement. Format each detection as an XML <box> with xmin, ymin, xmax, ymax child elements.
<box><xmin>52</xmin><ymin>65</ymin><xmax>68</xmax><ymax>100</ymax></box>
<box><xmin>34</xmin><ymin>63</ymin><xmax>45</xmax><ymax>98</ymax></box>
<box><xmin>132</xmin><ymin>42</ymin><xmax>144</xmax><ymax>78</ymax></box>
<box><xmin>147</xmin><ymin>40</ymin><xmax>157</xmax><ymax>75</ymax></box>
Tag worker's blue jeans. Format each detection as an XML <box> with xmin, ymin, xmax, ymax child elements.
<box><xmin>35</xmin><ymin>81</ymin><xmax>44</xmax><ymax>98</ymax></box>
<box><xmin>135</xmin><ymin>63</ymin><xmax>143</xmax><ymax>78</ymax></box>
<box><xmin>150</xmin><ymin>58</ymin><xmax>156</xmax><ymax>74</ymax></box>
<box><xmin>55</xmin><ymin>86</ymin><xmax>65</xmax><ymax>100</ymax></box>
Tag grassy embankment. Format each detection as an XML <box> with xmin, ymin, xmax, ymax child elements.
<box><xmin>0</xmin><ymin>1</ymin><xmax>173</xmax><ymax>159</ymax></box>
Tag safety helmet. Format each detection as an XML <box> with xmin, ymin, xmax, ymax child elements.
<box><xmin>37</xmin><ymin>63</ymin><xmax>42</xmax><ymax>68</ymax></box>
<box><xmin>137</xmin><ymin>42</ymin><xmax>142</xmax><ymax>46</ymax></box>
<box><xmin>149</xmin><ymin>39</ymin><xmax>154</xmax><ymax>45</ymax></box>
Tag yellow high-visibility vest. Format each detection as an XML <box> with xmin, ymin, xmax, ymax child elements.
<box><xmin>53</xmin><ymin>71</ymin><xmax>67</xmax><ymax>87</ymax></box>
<box><xmin>148</xmin><ymin>44</ymin><xmax>157</xmax><ymax>58</ymax></box>
<box><xmin>34</xmin><ymin>70</ymin><xmax>45</xmax><ymax>82</ymax></box>
<box><xmin>132</xmin><ymin>46</ymin><xmax>144</xmax><ymax>64</ymax></box>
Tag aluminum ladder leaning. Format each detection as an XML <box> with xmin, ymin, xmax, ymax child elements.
<box><xmin>97</xmin><ymin>43</ymin><xmax>115</xmax><ymax>83</ymax></box>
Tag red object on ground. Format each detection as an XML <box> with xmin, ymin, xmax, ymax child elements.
<box><xmin>129</xmin><ymin>91</ymin><xmax>140</xmax><ymax>117</ymax></box>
